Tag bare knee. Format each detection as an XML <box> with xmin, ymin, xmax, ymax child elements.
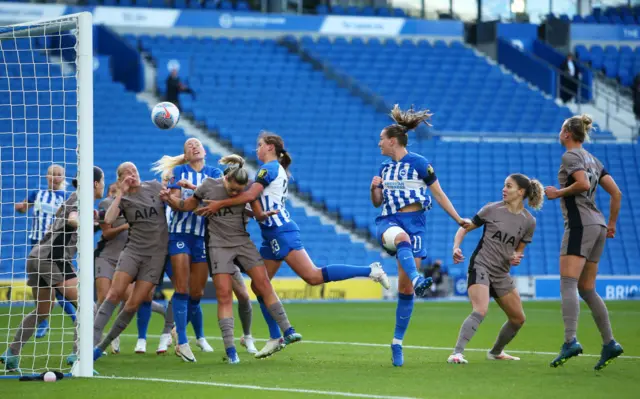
<box><xmin>217</xmin><ymin>289</ymin><xmax>233</xmax><ymax>307</ymax></box>
<box><xmin>105</xmin><ymin>287</ymin><xmax>124</xmax><ymax>304</ymax></box>
<box><xmin>393</xmin><ymin>232</ymin><xmax>411</xmax><ymax>247</ymax></box>
<box><xmin>510</xmin><ymin>314</ymin><xmax>526</xmax><ymax>326</ymax></box>
<box><xmin>472</xmin><ymin>306</ymin><xmax>488</xmax><ymax>318</ymax></box>
<box><xmin>234</xmin><ymin>287</ymin><xmax>250</xmax><ymax>303</ymax></box>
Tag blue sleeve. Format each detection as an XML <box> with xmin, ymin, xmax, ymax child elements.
<box><xmin>167</xmin><ymin>166</ymin><xmax>182</xmax><ymax>189</ymax></box>
<box><xmin>255</xmin><ymin>163</ymin><xmax>278</xmax><ymax>187</ymax></box>
<box><xmin>206</xmin><ymin>165</ymin><xmax>223</xmax><ymax>179</ymax></box>
<box><xmin>27</xmin><ymin>190</ymin><xmax>38</xmax><ymax>203</ymax></box>
<box><xmin>414</xmin><ymin>156</ymin><xmax>437</xmax><ymax>186</ymax></box>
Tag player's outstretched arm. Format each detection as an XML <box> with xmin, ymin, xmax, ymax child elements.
<box><xmin>160</xmin><ymin>187</ymin><xmax>199</xmax><ymax>212</ymax></box>
<box><xmin>429</xmin><ymin>180</ymin><xmax>469</xmax><ymax>227</ymax></box>
<box><xmin>196</xmin><ymin>183</ymin><xmax>263</xmax><ymax>216</ymax></box>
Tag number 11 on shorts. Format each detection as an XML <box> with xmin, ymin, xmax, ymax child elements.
<box><xmin>411</xmin><ymin>236</ymin><xmax>422</xmax><ymax>251</ymax></box>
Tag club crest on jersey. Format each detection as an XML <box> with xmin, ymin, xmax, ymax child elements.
<box><xmin>399</xmin><ymin>169</ymin><xmax>407</xmax><ymax>177</ymax></box>
<box><xmin>257</xmin><ymin>169</ymin><xmax>267</xmax><ymax>179</ymax></box>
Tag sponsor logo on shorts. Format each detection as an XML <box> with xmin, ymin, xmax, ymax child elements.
<box><xmin>176</xmin><ymin>241</ymin><xmax>185</xmax><ymax>249</ymax></box>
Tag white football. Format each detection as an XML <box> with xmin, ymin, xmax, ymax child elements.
<box><xmin>151</xmin><ymin>102</ymin><xmax>180</xmax><ymax>130</ymax></box>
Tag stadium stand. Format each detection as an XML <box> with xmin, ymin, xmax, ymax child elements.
<box><xmin>129</xmin><ymin>33</ymin><xmax>639</xmax><ymax>276</ymax></box>
<box><xmin>573</xmin><ymin>43</ymin><xmax>639</xmax><ymax>87</ymax></box>
<box><xmin>0</xmin><ymin>37</ymin><xmax>393</xmax><ymax>278</ymax></box>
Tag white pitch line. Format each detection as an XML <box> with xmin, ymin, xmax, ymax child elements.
<box><xmin>110</xmin><ymin>333</ymin><xmax>640</xmax><ymax>360</ymax></box>
<box><xmin>94</xmin><ymin>375</ymin><xmax>420</xmax><ymax>399</ymax></box>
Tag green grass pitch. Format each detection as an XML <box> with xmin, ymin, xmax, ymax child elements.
<box><xmin>1</xmin><ymin>301</ymin><xmax>639</xmax><ymax>398</ymax></box>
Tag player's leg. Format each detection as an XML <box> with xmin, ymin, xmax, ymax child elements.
<box><xmin>54</xmin><ymin>288</ymin><xmax>77</xmax><ymax>322</ymax></box>
<box><xmin>551</xmin><ymin>226</ymin><xmax>593</xmax><ymax>367</ymax></box>
<box><xmin>255</xmin><ymin>238</ymin><xmax>285</xmax><ymax>342</ymax></box>
<box><xmin>2</xmin><ymin>286</ymin><xmax>55</xmax><ymax>371</ymax></box>
<box><xmin>247</xmin><ymin>262</ymin><xmax>301</xmax><ymax>359</ymax></box>
<box><xmin>94</xmin><ymin>270</ymin><xmax>135</xmax><ymax>348</ymax></box>
<box><xmin>95</xmin><ymin>279</ymin><xmax>156</xmax><ymax>361</ymax></box>
<box><xmin>170</xmin><ymin>253</ymin><xmax>191</xmax><ymax>349</ymax></box>
<box><xmin>579</xmin><ymin>258</ymin><xmax>623</xmax><ymax>370</ymax></box>
<box><xmin>489</xmin><ymin>286</ymin><xmax>524</xmax><ymax>360</ymax></box>
<box><xmin>157</xmin><ymin>260</ymin><xmax>175</xmax><ymax>354</ymax></box>
<box><xmin>213</xmin><ymin>273</ymin><xmax>239</xmax><ymax>364</ymax></box>
<box><xmin>448</xmin><ymin>278</ymin><xmax>490</xmax><ymax>364</ymax></box>
<box><xmin>379</xmin><ymin>224</ymin><xmax>431</xmax><ymax>297</ymax></box>
<box><xmin>390</xmin><ymin>262</ymin><xmax>416</xmax><ymax>367</ymax></box>
<box><xmin>134</xmin><ymin>286</ymin><xmax>154</xmax><ymax>354</ymax></box>
<box><xmin>190</xmin><ymin>261</ymin><xmax>213</xmax><ymax>352</ymax></box>
<box><xmin>232</xmin><ymin>270</ymin><xmax>256</xmax><ymax>354</ymax></box>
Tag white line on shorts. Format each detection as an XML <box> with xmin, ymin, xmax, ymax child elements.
<box><xmin>95</xmin><ymin>376</ymin><xmax>419</xmax><ymax>399</ymax></box>
<box><xmin>111</xmin><ymin>333</ymin><xmax>640</xmax><ymax>360</ymax></box>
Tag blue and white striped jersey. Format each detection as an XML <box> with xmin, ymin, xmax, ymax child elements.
<box><xmin>27</xmin><ymin>189</ymin><xmax>67</xmax><ymax>241</ymax></box>
<box><xmin>255</xmin><ymin>160</ymin><xmax>298</xmax><ymax>231</ymax></box>
<box><xmin>167</xmin><ymin>164</ymin><xmax>223</xmax><ymax>236</ymax></box>
<box><xmin>378</xmin><ymin>152</ymin><xmax>437</xmax><ymax>217</ymax></box>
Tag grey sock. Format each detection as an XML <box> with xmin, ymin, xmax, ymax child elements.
<box><xmin>561</xmin><ymin>276</ymin><xmax>579</xmax><ymax>343</ymax></box>
<box><xmin>218</xmin><ymin>317</ymin><xmax>235</xmax><ymax>349</ymax></box>
<box><xmin>490</xmin><ymin>320</ymin><xmax>522</xmax><ymax>355</ymax></box>
<box><xmin>98</xmin><ymin>309</ymin><xmax>136</xmax><ymax>351</ymax></box>
<box><xmin>93</xmin><ymin>300</ymin><xmax>117</xmax><ymax>346</ymax></box>
<box><xmin>151</xmin><ymin>301</ymin><xmax>165</xmax><ymax>316</ymax></box>
<box><xmin>237</xmin><ymin>300</ymin><xmax>252</xmax><ymax>336</ymax></box>
<box><xmin>163</xmin><ymin>299</ymin><xmax>174</xmax><ymax>335</ymax></box>
<box><xmin>579</xmin><ymin>289</ymin><xmax>614</xmax><ymax>344</ymax></box>
<box><xmin>10</xmin><ymin>310</ymin><xmax>46</xmax><ymax>355</ymax></box>
<box><xmin>267</xmin><ymin>301</ymin><xmax>292</xmax><ymax>334</ymax></box>
<box><xmin>453</xmin><ymin>311</ymin><xmax>484</xmax><ymax>354</ymax></box>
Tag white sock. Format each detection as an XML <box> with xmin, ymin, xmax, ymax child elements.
<box><xmin>392</xmin><ymin>338</ymin><xmax>403</xmax><ymax>346</ymax></box>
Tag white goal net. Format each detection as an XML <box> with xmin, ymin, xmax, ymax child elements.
<box><xmin>0</xmin><ymin>12</ymin><xmax>94</xmax><ymax>378</ymax></box>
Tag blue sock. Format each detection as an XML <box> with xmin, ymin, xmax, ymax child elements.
<box><xmin>173</xmin><ymin>293</ymin><xmax>189</xmax><ymax>345</ymax></box>
<box><xmin>136</xmin><ymin>301</ymin><xmax>152</xmax><ymax>340</ymax></box>
<box><xmin>394</xmin><ymin>293</ymin><xmax>414</xmax><ymax>342</ymax></box>
<box><xmin>396</xmin><ymin>242</ymin><xmax>419</xmax><ymax>282</ymax></box>
<box><xmin>188</xmin><ymin>297</ymin><xmax>204</xmax><ymax>339</ymax></box>
<box><xmin>321</xmin><ymin>265</ymin><xmax>370</xmax><ymax>282</ymax></box>
<box><xmin>37</xmin><ymin>318</ymin><xmax>48</xmax><ymax>329</ymax></box>
<box><xmin>257</xmin><ymin>296</ymin><xmax>281</xmax><ymax>339</ymax></box>
<box><xmin>55</xmin><ymin>290</ymin><xmax>77</xmax><ymax>323</ymax></box>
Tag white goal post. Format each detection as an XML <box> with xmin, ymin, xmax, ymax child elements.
<box><xmin>0</xmin><ymin>12</ymin><xmax>93</xmax><ymax>378</ymax></box>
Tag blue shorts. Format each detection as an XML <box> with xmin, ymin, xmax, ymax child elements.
<box><xmin>375</xmin><ymin>210</ymin><xmax>427</xmax><ymax>259</ymax></box>
<box><xmin>168</xmin><ymin>233</ymin><xmax>207</xmax><ymax>264</ymax></box>
<box><xmin>259</xmin><ymin>229</ymin><xmax>304</xmax><ymax>261</ymax></box>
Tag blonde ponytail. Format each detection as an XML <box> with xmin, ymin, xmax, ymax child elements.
<box><xmin>151</xmin><ymin>154</ymin><xmax>187</xmax><ymax>183</ymax></box>
<box><xmin>220</xmin><ymin>154</ymin><xmax>249</xmax><ymax>185</ymax></box>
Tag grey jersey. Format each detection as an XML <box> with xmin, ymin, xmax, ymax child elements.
<box><xmin>470</xmin><ymin>202</ymin><xmax>536</xmax><ymax>275</ymax></box>
<box><xmin>558</xmin><ymin>148</ymin><xmax>607</xmax><ymax>228</ymax></box>
<box><xmin>95</xmin><ymin>196</ymin><xmax>128</xmax><ymax>263</ymax></box>
<box><xmin>194</xmin><ymin>177</ymin><xmax>250</xmax><ymax>247</ymax></box>
<box><xmin>119</xmin><ymin>180</ymin><xmax>168</xmax><ymax>256</ymax></box>
<box><xmin>29</xmin><ymin>192</ymin><xmax>78</xmax><ymax>262</ymax></box>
